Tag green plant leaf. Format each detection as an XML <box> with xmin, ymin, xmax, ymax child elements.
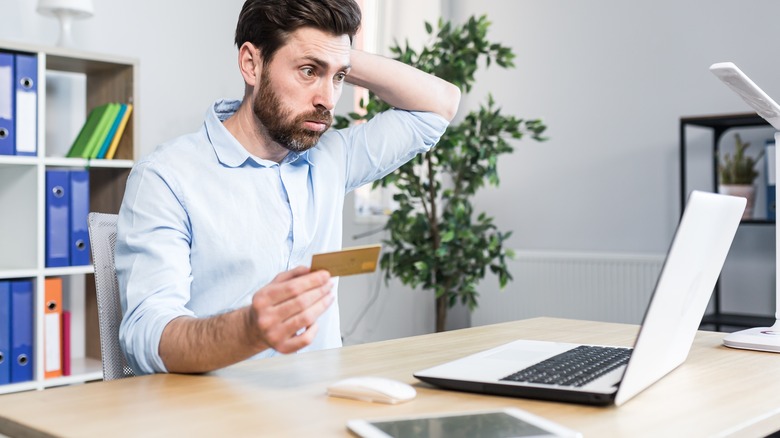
<box><xmin>342</xmin><ymin>15</ymin><xmax>548</xmax><ymax>330</ymax></box>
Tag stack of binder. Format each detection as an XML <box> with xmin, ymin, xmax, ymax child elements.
<box><xmin>0</xmin><ymin>277</ymin><xmax>71</xmax><ymax>386</ymax></box>
<box><xmin>66</xmin><ymin>102</ymin><xmax>132</xmax><ymax>159</ymax></box>
<box><xmin>45</xmin><ymin>169</ymin><xmax>91</xmax><ymax>267</ymax></box>
<box><xmin>0</xmin><ymin>279</ymin><xmax>34</xmax><ymax>384</ymax></box>
<box><xmin>0</xmin><ymin>51</ymin><xmax>38</xmax><ymax>156</ymax></box>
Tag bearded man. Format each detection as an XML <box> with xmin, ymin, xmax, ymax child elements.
<box><xmin>115</xmin><ymin>0</ymin><xmax>460</xmax><ymax>375</ymax></box>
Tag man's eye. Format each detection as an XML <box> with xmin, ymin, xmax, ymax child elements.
<box><xmin>302</xmin><ymin>68</ymin><xmax>314</xmax><ymax>77</ymax></box>
<box><xmin>335</xmin><ymin>73</ymin><xmax>346</xmax><ymax>82</ymax></box>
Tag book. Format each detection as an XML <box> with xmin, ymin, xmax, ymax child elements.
<box><xmin>61</xmin><ymin>310</ymin><xmax>71</xmax><ymax>376</ymax></box>
<box><xmin>767</xmin><ymin>141</ymin><xmax>776</xmax><ymax>221</ymax></box>
<box><xmin>105</xmin><ymin>103</ymin><xmax>132</xmax><ymax>159</ymax></box>
<box><xmin>66</xmin><ymin>103</ymin><xmax>110</xmax><ymax>158</ymax></box>
<box><xmin>84</xmin><ymin>103</ymin><xmax>121</xmax><ymax>159</ymax></box>
<box><xmin>95</xmin><ymin>103</ymin><xmax>126</xmax><ymax>159</ymax></box>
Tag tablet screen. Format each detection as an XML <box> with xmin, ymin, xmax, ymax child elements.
<box><xmin>349</xmin><ymin>409</ymin><xmax>580</xmax><ymax>438</ymax></box>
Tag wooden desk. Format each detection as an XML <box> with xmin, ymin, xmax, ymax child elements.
<box><xmin>0</xmin><ymin>317</ymin><xmax>779</xmax><ymax>437</ymax></box>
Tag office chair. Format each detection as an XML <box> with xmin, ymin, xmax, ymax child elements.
<box><xmin>87</xmin><ymin>212</ymin><xmax>135</xmax><ymax>381</ymax></box>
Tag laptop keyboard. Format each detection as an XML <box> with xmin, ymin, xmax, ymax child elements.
<box><xmin>500</xmin><ymin>345</ymin><xmax>632</xmax><ymax>387</ymax></box>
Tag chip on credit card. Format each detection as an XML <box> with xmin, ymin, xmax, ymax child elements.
<box><xmin>310</xmin><ymin>244</ymin><xmax>382</xmax><ymax>277</ymax></box>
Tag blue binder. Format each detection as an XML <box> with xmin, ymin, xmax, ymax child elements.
<box><xmin>69</xmin><ymin>170</ymin><xmax>90</xmax><ymax>266</ymax></box>
<box><xmin>46</xmin><ymin>170</ymin><xmax>70</xmax><ymax>267</ymax></box>
<box><xmin>0</xmin><ymin>280</ymin><xmax>10</xmax><ymax>385</ymax></box>
<box><xmin>767</xmin><ymin>141</ymin><xmax>776</xmax><ymax>221</ymax></box>
<box><xmin>0</xmin><ymin>52</ymin><xmax>13</xmax><ymax>155</ymax></box>
<box><xmin>14</xmin><ymin>53</ymin><xmax>37</xmax><ymax>156</ymax></box>
<box><xmin>10</xmin><ymin>279</ymin><xmax>33</xmax><ymax>383</ymax></box>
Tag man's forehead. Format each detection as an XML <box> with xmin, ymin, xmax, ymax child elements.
<box><xmin>282</xmin><ymin>27</ymin><xmax>351</xmax><ymax>64</ymax></box>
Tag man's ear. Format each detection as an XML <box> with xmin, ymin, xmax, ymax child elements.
<box><xmin>238</xmin><ymin>42</ymin><xmax>261</xmax><ymax>87</ymax></box>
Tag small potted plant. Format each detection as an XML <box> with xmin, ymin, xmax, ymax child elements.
<box><xmin>718</xmin><ymin>132</ymin><xmax>763</xmax><ymax>219</ymax></box>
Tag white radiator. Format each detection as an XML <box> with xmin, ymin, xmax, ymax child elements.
<box><xmin>471</xmin><ymin>251</ymin><xmax>666</xmax><ymax>326</ymax></box>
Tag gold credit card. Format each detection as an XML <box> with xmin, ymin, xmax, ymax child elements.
<box><xmin>310</xmin><ymin>244</ymin><xmax>382</xmax><ymax>277</ymax></box>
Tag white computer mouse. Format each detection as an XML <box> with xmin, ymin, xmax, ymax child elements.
<box><xmin>326</xmin><ymin>376</ymin><xmax>417</xmax><ymax>404</ymax></box>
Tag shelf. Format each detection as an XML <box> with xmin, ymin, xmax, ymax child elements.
<box><xmin>0</xmin><ymin>358</ymin><xmax>103</xmax><ymax>395</ymax></box>
<box><xmin>41</xmin><ymin>357</ymin><xmax>103</xmax><ymax>389</ymax></box>
<box><xmin>740</xmin><ymin>218</ymin><xmax>776</xmax><ymax>225</ymax></box>
<box><xmin>0</xmin><ymin>40</ymin><xmax>136</xmax><ymax>394</ymax></box>
<box><xmin>45</xmin><ymin>157</ymin><xmax>134</xmax><ymax>169</ymax></box>
<box><xmin>0</xmin><ymin>269</ymin><xmax>39</xmax><ymax>280</ymax></box>
<box><xmin>0</xmin><ymin>381</ymin><xmax>38</xmax><ymax>396</ymax></box>
<box><xmin>681</xmin><ymin>113</ymin><xmax>768</xmax><ymax>130</ymax></box>
<box><xmin>0</xmin><ymin>157</ymin><xmax>134</xmax><ymax>168</ymax></box>
<box><xmin>701</xmin><ymin>313</ymin><xmax>776</xmax><ymax>332</ymax></box>
<box><xmin>681</xmin><ymin>113</ymin><xmax>776</xmax><ymax>331</ymax></box>
<box><xmin>0</xmin><ymin>156</ymin><xmax>37</xmax><ymax>166</ymax></box>
<box><xmin>44</xmin><ymin>265</ymin><xmax>94</xmax><ymax>276</ymax></box>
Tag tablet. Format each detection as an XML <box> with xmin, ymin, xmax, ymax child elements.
<box><xmin>346</xmin><ymin>408</ymin><xmax>582</xmax><ymax>438</ymax></box>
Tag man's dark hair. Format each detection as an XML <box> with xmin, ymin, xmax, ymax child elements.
<box><xmin>235</xmin><ymin>0</ymin><xmax>362</xmax><ymax>65</ymax></box>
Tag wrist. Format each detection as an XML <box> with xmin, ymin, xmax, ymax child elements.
<box><xmin>242</xmin><ymin>305</ymin><xmax>268</xmax><ymax>352</ymax></box>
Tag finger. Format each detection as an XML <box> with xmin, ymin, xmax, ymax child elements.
<box><xmin>280</xmin><ymin>288</ymin><xmax>335</xmax><ymax>332</ymax></box>
<box><xmin>263</xmin><ymin>270</ymin><xmax>331</xmax><ymax>305</ymax></box>
<box><xmin>275</xmin><ymin>322</ymin><xmax>320</xmax><ymax>354</ymax></box>
<box><xmin>271</xmin><ymin>265</ymin><xmax>311</xmax><ymax>283</ymax></box>
<box><xmin>262</xmin><ymin>305</ymin><xmax>326</xmax><ymax>354</ymax></box>
<box><xmin>266</xmin><ymin>287</ymin><xmax>333</xmax><ymax>343</ymax></box>
<box><xmin>251</xmin><ymin>279</ymin><xmax>332</xmax><ymax>345</ymax></box>
<box><xmin>272</xmin><ymin>279</ymin><xmax>333</xmax><ymax>321</ymax></box>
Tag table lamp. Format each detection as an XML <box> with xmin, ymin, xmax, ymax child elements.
<box><xmin>710</xmin><ymin>61</ymin><xmax>780</xmax><ymax>353</ymax></box>
<box><xmin>36</xmin><ymin>0</ymin><xmax>94</xmax><ymax>47</ymax></box>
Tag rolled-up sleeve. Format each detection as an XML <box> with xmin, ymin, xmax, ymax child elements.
<box><xmin>338</xmin><ymin>109</ymin><xmax>449</xmax><ymax>192</ymax></box>
<box><xmin>116</xmin><ymin>158</ymin><xmax>196</xmax><ymax>375</ymax></box>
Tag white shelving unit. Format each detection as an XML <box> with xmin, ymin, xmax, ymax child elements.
<box><xmin>0</xmin><ymin>40</ymin><xmax>137</xmax><ymax>394</ymax></box>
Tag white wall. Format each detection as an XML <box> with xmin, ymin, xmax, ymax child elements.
<box><xmin>446</xmin><ymin>0</ymin><xmax>780</xmax><ymax>252</ymax></box>
<box><xmin>2</xmin><ymin>0</ymin><xmax>777</xmax><ymax>343</ymax></box>
<box><xmin>446</xmin><ymin>0</ymin><xmax>780</xmax><ymax>324</ymax></box>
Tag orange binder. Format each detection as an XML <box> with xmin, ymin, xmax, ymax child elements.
<box><xmin>44</xmin><ymin>277</ymin><xmax>63</xmax><ymax>379</ymax></box>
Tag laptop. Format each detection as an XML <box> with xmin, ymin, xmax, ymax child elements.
<box><xmin>414</xmin><ymin>190</ymin><xmax>746</xmax><ymax>406</ymax></box>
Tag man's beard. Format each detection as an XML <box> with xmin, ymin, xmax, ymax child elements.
<box><xmin>253</xmin><ymin>69</ymin><xmax>332</xmax><ymax>153</ymax></box>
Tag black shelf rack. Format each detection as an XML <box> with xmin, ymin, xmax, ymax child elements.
<box><xmin>679</xmin><ymin>112</ymin><xmax>775</xmax><ymax>331</ymax></box>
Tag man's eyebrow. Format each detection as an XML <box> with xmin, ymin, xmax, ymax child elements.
<box><xmin>302</xmin><ymin>56</ymin><xmax>351</xmax><ymax>72</ymax></box>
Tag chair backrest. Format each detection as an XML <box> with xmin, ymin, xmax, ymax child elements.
<box><xmin>87</xmin><ymin>212</ymin><xmax>135</xmax><ymax>381</ymax></box>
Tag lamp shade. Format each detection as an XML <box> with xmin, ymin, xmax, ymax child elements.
<box><xmin>37</xmin><ymin>0</ymin><xmax>94</xmax><ymax>19</ymax></box>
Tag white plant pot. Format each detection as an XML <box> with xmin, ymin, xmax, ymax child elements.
<box><xmin>718</xmin><ymin>184</ymin><xmax>756</xmax><ymax>219</ymax></box>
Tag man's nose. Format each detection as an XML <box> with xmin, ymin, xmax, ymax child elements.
<box><xmin>313</xmin><ymin>80</ymin><xmax>337</xmax><ymax>111</ymax></box>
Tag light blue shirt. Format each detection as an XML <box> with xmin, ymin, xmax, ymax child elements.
<box><xmin>116</xmin><ymin>99</ymin><xmax>448</xmax><ymax>375</ymax></box>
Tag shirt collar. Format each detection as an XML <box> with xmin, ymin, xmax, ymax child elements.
<box><xmin>205</xmin><ymin>99</ymin><xmax>315</xmax><ymax>168</ymax></box>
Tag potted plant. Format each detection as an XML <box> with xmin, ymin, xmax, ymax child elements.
<box><xmin>336</xmin><ymin>16</ymin><xmax>547</xmax><ymax>332</ymax></box>
<box><xmin>718</xmin><ymin>133</ymin><xmax>763</xmax><ymax>219</ymax></box>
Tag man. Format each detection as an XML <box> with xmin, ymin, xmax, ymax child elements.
<box><xmin>116</xmin><ymin>0</ymin><xmax>460</xmax><ymax>375</ymax></box>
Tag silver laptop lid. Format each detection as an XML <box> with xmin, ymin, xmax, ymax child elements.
<box><xmin>615</xmin><ymin>190</ymin><xmax>745</xmax><ymax>405</ymax></box>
